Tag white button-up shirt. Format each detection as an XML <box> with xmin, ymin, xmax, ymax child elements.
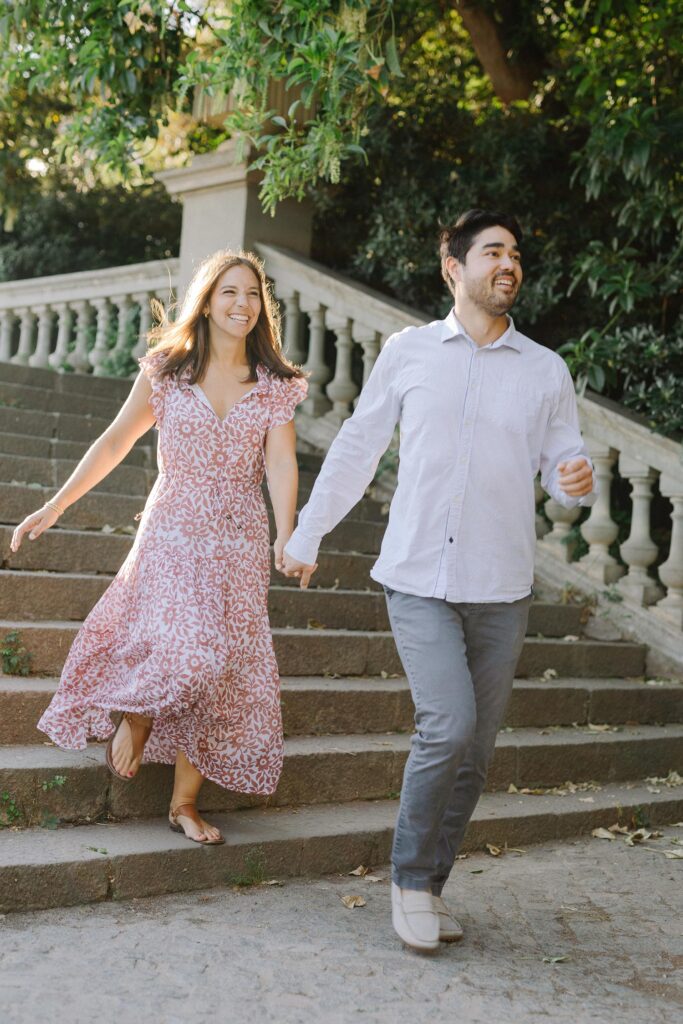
<box><xmin>285</xmin><ymin>311</ymin><xmax>597</xmax><ymax>603</ymax></box>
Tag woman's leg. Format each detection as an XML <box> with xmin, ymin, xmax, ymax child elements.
<box><xmin>111</xmin><ymin>713</ymin><xmax>153</xmax><ymax>778</ymax></box>
<box><xmin>169</xmin><ymin>749</ymin><xmax>223</xmax><ymax>842</ymax></box>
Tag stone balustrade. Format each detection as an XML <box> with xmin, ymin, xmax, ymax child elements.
<box><xmin>1</xmin><ymin>242</ymin><xmax>680</xmax><ymax>664</ymax></box>
<box><xmin>538</xmin><ymin>391</ymin><xmax>683</xmax><ymax>654</ymax></box>
<box><xmin>256</xmin><ymin>243</ymin><xmax>428</xmax><ymax>437</ymax></box>
<box><xmin>0</xmin><ymin>260</ymin><xmax>179</xmax><ymax>375</ymax></box>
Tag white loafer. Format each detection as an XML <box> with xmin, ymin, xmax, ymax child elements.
<box><xmin>433</xmin><ymin>895</ymin><xmax>464</xmax><ymax>942</ymax></box>
<box><xmin>391</xmin><ymin>882</ymin><xmax>439</xmax><ymax>952</ymax></box>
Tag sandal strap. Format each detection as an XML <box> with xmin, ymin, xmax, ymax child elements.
<box><xmin>169</xmin><ymin>802</ymin><xmax>198</xmax><ymax>824</ymax></box>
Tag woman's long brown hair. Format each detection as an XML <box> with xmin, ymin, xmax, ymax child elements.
<box><xmin>145</xmin><ymin>249</ymin><xmax>304</xmax><ymax>383</ymax></box>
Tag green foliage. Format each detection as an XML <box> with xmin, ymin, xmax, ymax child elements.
<box><xmin>1</xmin><ymin>630</ymin><xmax>31</xmax><ymax>676</ymax></box>
<box><xmin>0</xmin><ymin>179</ymin><xmax>180</xmax><ymax>281</ymax></box>
<box><xmin>0</xmin><ymin>790</ymin><xmax>21</xmax><ymax>828</ymax></box>
<box><xmin>226</xmin><ymin>846</ymin><xmax>267</xmax><ymax>887</ymax></box>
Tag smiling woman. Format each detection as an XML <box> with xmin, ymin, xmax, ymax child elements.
<box><xmin>10</xmin><ymin>248</ymin><xmax>308</xmax><ymax>847</ymax></box>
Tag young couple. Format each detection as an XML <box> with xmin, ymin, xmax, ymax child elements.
<box><xmin>11</xmin><ymin>210</ymin><xmax>596</xmax><ymax>953</ymax></box>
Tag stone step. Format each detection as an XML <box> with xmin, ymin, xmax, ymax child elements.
<box><xmin>0</xmin><ymin>431</ymin><xmax>152</xmax><ymax>467</ymax></box>
<box><xmin>2</xmin><ymin>783</ymin><xmax>682</xmax><ymax>914</ymax></box>
<box><xmin>0</xmin><ymin>619</ymin><xmax>646</xmax><ymax>678</ymax></box>
<box><xmin>0</xmin><ymin>405</ymin><xmax>154</xmax><ymax>445</ymax></box>
<box><xmin>1</xmin><ymin>724</ymin><xmax>681</xmax><ymax>828</ymax></box>
<box><xmin>0</xmin><ymin>484</ymin><xmax>385</xmax><ymax>551</ymax></box>
<box><xmin>2</xmin><ymin>674</ymin><xmax>680</xmax><ymax>745</ymax></box>
<box><xmin>0</xmin><ymin>360</ymin><xmax>135</xmax><ymax>401</ymax></box>
<box><xmin>0</xmin><ymin>524</ymin><xmax>379</xmax><ymax>586</ymax></box>
<box><xmin>0</xmin><ymin>459</ymin><xmax>386</xmax><ymax>522</ymax></box>
<box><xmin>0</xmin><ymin>572</ymin><xmax>584</xmax><ymax>637</ymax></box>
<box><xmin>0</xmin><ymin>453</ymin><xmax>152</xmax><ymax>497</ymax></box>
<box><xmin>0</xmin><ymin>380</ymin><xmax>123</xmax><ymax>420</ymax></box>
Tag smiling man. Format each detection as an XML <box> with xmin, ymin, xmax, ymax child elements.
<box><xmin>282</xmin><ymin>209</ymin><xmax>597</xmax><ymax>952</ymax></box>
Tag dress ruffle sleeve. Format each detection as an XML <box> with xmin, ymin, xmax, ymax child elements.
<box><xmin>268</xmin><ymin>374</ymin><xmax>308</xmax><ymax>430</ymax></box>
<box><xmin>138</xmin><ymin>350</ymin><xmax>172</xmax><ymax>426</ymax></box>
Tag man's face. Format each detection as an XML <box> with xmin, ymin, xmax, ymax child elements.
<box><xmin>446</xmin><ymin>226</ymin><xmax>523</xmax><ymax>315</ymax></box>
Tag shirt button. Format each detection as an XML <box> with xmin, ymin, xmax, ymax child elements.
<box><xmin>449</xmin><ymin>537</ymin><xmax>454</xmax><ymax>543</ymax></box>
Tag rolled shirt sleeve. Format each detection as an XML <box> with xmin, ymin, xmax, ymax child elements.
<box><xmin>285</xmin><ymin>336</ymin><xmax>402</xmax><ymax>565</ymax></box>
<box><xmin>540</xmin><ymin>362</ymin><xmax>598</xmax><ymax>509</ymax></box>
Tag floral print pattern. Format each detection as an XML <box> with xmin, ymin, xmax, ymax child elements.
<box><xmin>38</xmin><ymin>351</ymin><xmax>307</xmax><ymax>794</ymax></box>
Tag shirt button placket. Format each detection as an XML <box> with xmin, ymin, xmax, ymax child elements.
<box><xmin>448</xmin><ymin>347</ymin><xmax>482</xmax><ymax>600</ymax></box>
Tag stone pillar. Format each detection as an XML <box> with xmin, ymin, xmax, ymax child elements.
<box><xmin>89</xmin><ymin>298</ymin><xmax>112</xmax><ymax>376</ymax></box>
<box><xmin>577</xmin><ymin>444</ymin><xmax>623</xmax><ymax>584</ymax></box>
<box><xmin>299</xmin><ymin>302</ymin><xmax>331</xmax><ymax>416</ymax></box>
<box><xmin>156</xmin><ymin>140</ymin><xmax>313</xmax><ymax>300</ymax></box>
<box><xmin>132</xmin><ymin>293</ymin><xmax>153</xmax><ymax>360</ymax></box>
<box><xmin>325</xmin><ymin>315</ymin><xmax>358</xmax><ymax>425</ymax></box>
<box><xmin>282</xmin><ymin>292</ymin><xmax>306</xmax><ymax>365</ymax></box>
<box><xmin>651</xmin><ymin>474</ymin><xmax>683</xmax><ymax>629</ymax></box>
<box><xmin>70</xmin><ymin>301</ymin><xmax>93</xmax><ymax>373</ymax></box>
<box><xmin>0</xmin><ymin>310</ymin><xmax>14</xmax><ymax>362</ymax></box>
<box><xmin>11</xmin><ymin>308</ymin><xmax>35</xmax><ymax>365</ymax></box>
<box><xmin>538</xmin><ymin>499</ymin><xmax>582</xmax><ymax>562</ymax></box>
<box><xmin>49</xmin><ymin>304</ymin><xmax>73</xmax><ymax>371</ymax></box>
<box><xmin>29</xmin><ymin>306</ymin><xmax>55</xmax><ymax>369</ymax></box>
<box><xmin>617</xmin><ymin>455</ymin><xmax>663</xmax><ymax>605</ymax></box>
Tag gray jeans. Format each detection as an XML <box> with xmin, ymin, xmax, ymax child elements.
<box><xmin>384</xmin><ymin>587</ymin><xmax>532</xmax><ymax>895</ymax></box>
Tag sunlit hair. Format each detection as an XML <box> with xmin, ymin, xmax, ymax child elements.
<box><xmin>145</xmin><ymin>249</ymin><xmax>304</xmax><ymax>383</ymax></box>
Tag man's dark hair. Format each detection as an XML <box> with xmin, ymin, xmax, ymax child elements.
<box><xmin>439</xmin><ymin>209</ymin><xmax>523</xmax><ymax>294</ymax></box>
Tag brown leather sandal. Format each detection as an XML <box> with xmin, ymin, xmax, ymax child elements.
<box><xmin>105</xmin><ymin>712</ymin><xmax>153</xmax><ymax>782</ymax></box>
<box><xmin>169</xmin><ymin>803</ymin><xmax>225</xmax><ymax>845</ymax></box>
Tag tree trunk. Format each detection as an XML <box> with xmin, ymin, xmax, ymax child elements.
<box><xmin>452</xmin><ymin>1</ymin><xmax>537</xmax><ymax>103</ymax></box>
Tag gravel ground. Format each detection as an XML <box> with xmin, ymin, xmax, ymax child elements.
<box><xmin>1</xmin><ymin>828</ymin><xmax>682</xmax><ymax>1024</ymax></box>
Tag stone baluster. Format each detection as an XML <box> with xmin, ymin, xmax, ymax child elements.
<box><xmin>106</xmin><ymin>295</ymin><xmax>130</xmax><ymax>359</ymax></box>
<box><xmin>11</xmin><ymin>307</ymin><xmax>36</xmax><ymax>365</ymax></box>
<box><xmin>0</xmin><ymin>310</ymin><xmax>14</xmax><ymax>362</ymax></box>
<box><xmin>651</xmin><ymin>474</ymin><xmax>683</xmax><ymax>629</ymax></box>
<box><xmin>49</xmin><ymin>304</ymin><xmax>73</xmax><ymax>370</ymax></box>
<box><xmin>577</xmin><ymin>444</ymin><xmax>623</xmax><ymax>583</ymax></box>
<box><xmin>616</xmin><ymin>455</ymin><xmax>663</xmax><ymax>605</ymax></box>
<box><xmin>538</xmin><ymin>498</ymin><xmax>582</xmax><ymax>561</ymax></box>
<box><xmin>535</xmin><ymin>476</ymin><xmax>550</xmax><ymax>539</ymax></box>
<box><xmin>353</xmin><ymin>326</ymin><xmax>380</xmax><ymax>408</ymax></box>
<box><xmin>131</xmin><ymin>292</ymin><xmax>152</xmax><ymax>360</ymax></box>
<box><xmin>282</xmin><ymin>292</ymin><xmax>306</xmax><ymax>364</ymax></box>
<box><xmin>89</xmin><ymin>298</ymin><xmax>112</xmax><ymax>375</ymax></box>
<box><xmin>299</xmin><ymin>301</ymin><xmax>331</xmax><ymax>416</ymax></box>
<box><xmin>28</xmin><ymin>305</ymin><xmax>55</xmax><ymax>368</ymax></box>
<box><xmin>70</xmin><ymin>301</ymin><xmax>93</xmax><ymax>373</ymax></box>
<box><xmin>325</xmin><ymin>314</ymin><xmax>358</xmax><ymax>424</ymax></box>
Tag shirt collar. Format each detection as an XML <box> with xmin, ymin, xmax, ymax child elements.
<box><xmin>440</xmin><ymin>309</ymin><xmax>523</xmax><ymax>353</ymax></box>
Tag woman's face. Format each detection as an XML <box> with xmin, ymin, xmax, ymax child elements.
<box><xmin>205</xmin><ymin>264</ymin><xmax>262</xmax><ymax>342</ymax></box>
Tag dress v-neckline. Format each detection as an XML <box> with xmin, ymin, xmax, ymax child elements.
<box><xmin>190</xmin><ymin>381</ymin><xmax>259</xmax><ymax>424</ymax></box>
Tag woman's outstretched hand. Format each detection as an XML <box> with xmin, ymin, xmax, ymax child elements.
<box><xmin>10</xmin><ymin>505</ymin><xmax>61</xmax><ymax>553</ymax></box>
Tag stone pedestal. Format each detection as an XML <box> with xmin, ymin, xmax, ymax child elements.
<box><xmin>157</xmin><ymin>140</ymin><xmax>313</xmax><ymax>300</ymax></box>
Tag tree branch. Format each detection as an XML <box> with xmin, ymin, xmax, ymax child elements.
<box><xmin>451</xmin><ymin>1</ymin><xmax>536</xmax><ymax>103</ymax></box>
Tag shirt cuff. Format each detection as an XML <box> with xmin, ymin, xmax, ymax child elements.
<box><xmin>284</xmin><ymin>529</ymin><xmax>321</xmax><ymax>566</ymax></box>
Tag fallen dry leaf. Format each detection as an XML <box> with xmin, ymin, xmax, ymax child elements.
<box><xmin>608</xmin><ymin>823</ymin><xmax>630</xmax><ymax>834</ymax></box>
<box><xmin>562</xmin><ymin>635</ymin><xmax>579</xmax><ymax>642</ymax></box>
<box><xmin>663</xmin><ymin>849</ymin><xmax>683</xmax><ymax>860</ymax></box>
<box><xmin>307</xmin><ymin>618</ymin><xmax>327</xmax><ymax>630</ymax></box>
<box><xmin>348</xmin><ymin>865</ymin><xmax>370</xmax><ymax>877</ymax></box>
<box><xmin>262</xmin><ymin>879</ymin><xmax>284</xmax><ymax>887</ymax></box>
<box><xmin>592</xmin><ymin>828</ymin><xmax>616</xmax><ymax>841</ymax></box>
<box><xmin>508</xmin><ymin>783</ymin><xmax>519</xmax><ymax>794</ymax></box>
<box><xmin>364</xmin><ymin>874</ymin><xmax>385</xmax><ymax>883</ymax></box>
<box><xmin>671</xmin><ymin>822</ymin><xmax>683</xmax><ymax>828</ymax></box>
<box><xmin>486</xmin><ymin>843</ymin><xmax>502</xmax><ymax>857</ymax></box>
<box><xmin>543</xmin><ymin>955</ymin><xmax>570</xmax><ymax>964</ymax></box>
<box><xmin>541</xmin><ymin>668</ymin><xmax>558</xmax><ymax>681</ymax></box>
<box><xmin>586</xmin><ymin>723</ymin><xmax>615</xmax><ymax>733</ymax></box>
<box><xmin>645</xmin><ymin>771</ymin><xmax>683</xmax><ymax>788</ymax></box>
<box><xmin>340</xmin><ymin>894</ymin><xmax>367</xmax><ymax>909</ymax></box>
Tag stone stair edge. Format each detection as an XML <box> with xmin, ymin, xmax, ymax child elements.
<box><xmin>1</xmin><ymin>785</ymin><xmax>682</xmax><ymax>914</ymax></box>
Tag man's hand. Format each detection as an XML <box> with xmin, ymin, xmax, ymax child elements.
<box><xmin>281</xmin><ymin>550</ymin><xmax>318</xmax><ymax>589</ymax></box>
<box><xmin>558</xmin><ymin>457</ymin><xmax>593</xmax><ymax>498</ymax></box>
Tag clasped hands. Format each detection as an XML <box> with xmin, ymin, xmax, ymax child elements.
<box><xmin>273</xmin><ymin>535</ymin><xmax>317</xmax><ymax>589</ymax></box>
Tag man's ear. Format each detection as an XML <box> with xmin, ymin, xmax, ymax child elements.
<box><xmin>444</xmin><ymin>255</ymin><xmax>463</xmax><ymax>288</ymax></box>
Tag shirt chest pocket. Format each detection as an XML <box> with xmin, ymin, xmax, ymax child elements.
<box><xmin>484</xmin><ymin>380</ymin><xmax>549</xmax><ymax>437</ymax></box>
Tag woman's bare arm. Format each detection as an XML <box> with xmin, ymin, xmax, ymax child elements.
<box><xmin>264</xmin><ymin>420</ymin><xmax>300</xmax><ymax>573</ymax></box>
<box><xmin>10</xmin><ymin>372</ymin><xmax>156</xmax><ymax>551</ymax></box>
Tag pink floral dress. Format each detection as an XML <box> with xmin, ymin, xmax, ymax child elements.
<box><xmin>38</xmin><ymin>352</ymin><xmax>307</xmax><ymax>794</ymax></box>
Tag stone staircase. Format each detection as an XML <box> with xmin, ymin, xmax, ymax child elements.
<box><xmin>1</xmin><ymin>361</ymin><xmax>682</xmax><ymax>914</ymax></box>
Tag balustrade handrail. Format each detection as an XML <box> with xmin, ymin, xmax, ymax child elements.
<box><xmin>0</xmin><ymin>258</ymin><xmax>179</xmax><ymax>310</ymax></box>
<box><xmin>578</xmin><ymin>391</ymin><xmax>683</xmax><ymax>483</ymax></box>
<box><xmin>256</xmin><ymin>243</ymin><xmax>429</xmax><ymax>337</ymax></box>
